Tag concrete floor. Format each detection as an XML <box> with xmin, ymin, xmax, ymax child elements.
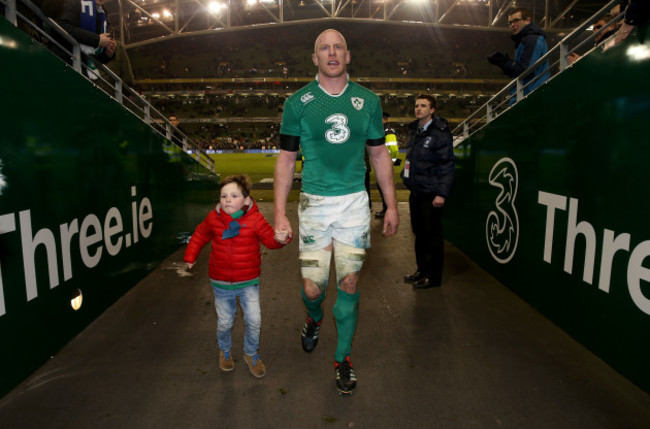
<box><xmin>1</xmin><ymin>202</ymin><xmax>649</xmax><ymax>429</ymax></box>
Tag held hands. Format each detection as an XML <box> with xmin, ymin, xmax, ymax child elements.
<box><xmin>273</xmin><ymin>215</ymin><xmax>293</xmax><ymax>244</ymax></box>
<box><xmin>487</xmin><ymin>51</ymin><xmax>510</xmax><ymax>68</ymax></box>
<box><xmin>274</xmin><ymin>227</ymin><xmax>292</xmax><ymax>244</ymax></box>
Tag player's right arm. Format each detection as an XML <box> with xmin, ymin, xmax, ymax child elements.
<box><xmin>273</xmin><ymin>136</ymin><xmax>298</xmax><ymax>238</ymax></box>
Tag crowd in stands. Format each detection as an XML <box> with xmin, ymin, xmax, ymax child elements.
<box><xmin>126</xmin><ymin>21</ymin><xmax>539</xmax><ymax>148</ymax></box>
<box><xmin>179</xmin><ymin>123</ymin><xmax>282</xmax><ymax>152</ymax></box>
<box><xmin>14</xmin><ymin>1</ymin><xmax>583</xmax><ymax>152</ymax></box>
<box><xmin>130</xmin><ymin>22</ymin><xmax>523</xmax><ymax>81</ymax></box>
<box><xmin>154</xmin><ymin>91</ymin><xmax>482</xmax><ymax>151</ymax></box>
<box><xmin>154</xmin><ymin>95</ymin><xmax>285</xmax><ymax>120</ymax></box>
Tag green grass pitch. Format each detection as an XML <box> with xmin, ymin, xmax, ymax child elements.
<box><xmin>208</xmin><ymin>152</ymin><xmax>410</xmax><ymax>203</ymax></box>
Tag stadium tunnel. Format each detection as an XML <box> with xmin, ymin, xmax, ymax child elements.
<box><xmin>1</xmin><ymin>3</ymin><xmax>650</xmax><ymax>427</ymax></box>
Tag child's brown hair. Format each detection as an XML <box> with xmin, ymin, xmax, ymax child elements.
<box><xmin>221</xmin><ymin>174</ymin><xmax>252</xmax><ymax>198</ymax></box>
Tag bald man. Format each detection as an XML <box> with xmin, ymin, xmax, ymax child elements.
<box><xmin>273</xmin><ymin>29</ymin><xmax>398</xmax><ymax>396</ymax></box>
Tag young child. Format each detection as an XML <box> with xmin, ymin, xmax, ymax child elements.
<box><xmin>184</xmin><ymin>175</ymin><xmax>291</xmax><ymax>378</ymax></box>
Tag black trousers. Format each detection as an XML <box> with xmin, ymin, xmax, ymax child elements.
<box><xmin>409</xmin><ymin>192</ymin><xmax>444</xmax><ymax>284</ymax></box>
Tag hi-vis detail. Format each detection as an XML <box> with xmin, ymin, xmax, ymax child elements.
<box><xmin>486</xmin><ymin>158</ymin><xmax>519</xmax><ymax>264</ymax></box>
<box><xmin>0</xmin><ymin>186</ymin><xmax>153</xmax><ymax>317</ymax></box>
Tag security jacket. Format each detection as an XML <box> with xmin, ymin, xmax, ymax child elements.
<box><xmin>401</xmin><ymin>117</ymin><xmax>455</xmax><ymax>198</ymax></box>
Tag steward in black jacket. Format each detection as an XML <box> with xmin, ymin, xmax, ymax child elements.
<box><xmin>401</xmin><ymin>117</ymin><xmax>455</xmax><ymax>198</ymax></box>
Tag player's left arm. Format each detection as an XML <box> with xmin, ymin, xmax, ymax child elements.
<box><xmin>368</xmin><ymin>143</ymin><xmax>399</xmax><ymax>236</ymax></box>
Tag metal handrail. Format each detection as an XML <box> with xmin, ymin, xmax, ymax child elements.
<box><xmin>1</xmin><ymin>0</ymin><xmax>216</xmax><ymax>174</ymax></box>
<box><xmin>452</xmin><ymin>0</ymin><xmax>622</xmax><ymax>147</ymax></box>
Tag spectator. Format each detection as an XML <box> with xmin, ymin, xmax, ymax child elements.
<box><xmin>568</xmin><ymin>14</ymin><xmax>618</xmax><ymax>65</ymax></box>
<box><xmin>56</xmin><ymin>0</ymin><xmax>134</xmax><ymax>86</ymax></box>
<box><xmin>56</xmin><ymin>0</ymin><xmax>115</xmax><ymax>80</ymax></box>
<box><xmin>487</xmin><ymin>7</ymin><xmax>550</xmax><ymax>97</ymax></box>
<box><xmin>401</xmin><ymin>95</ymin><xmax>455</xmax><ymax>289</ymax></box>
<box><xmin>609</xmin><ymin>0</ymin><xmax>650</xmax><ymax>47</ymax></box>
<box><xmin>163</xmin><ymin>114</ymin><xmax>186</xmax><ymax>160</ymax></box>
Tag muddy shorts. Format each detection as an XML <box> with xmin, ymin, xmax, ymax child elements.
<box><xmin>298</xmin><ymin>190</ymin><xmax>371</xmax><ymax>252</ymax></box>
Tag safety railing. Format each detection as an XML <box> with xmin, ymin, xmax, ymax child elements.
<box><xmin>1</xmin><ymin>0</ymin><xmax>216</xmax><ymax>175</ymax></box>
<box><xmin>452</xmin><ymin>0</ymin><xmax>622</xmax><ymax>147</ymax></box>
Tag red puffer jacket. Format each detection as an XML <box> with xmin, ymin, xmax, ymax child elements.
<box><xmin>184</xmin><ymin>199</ymin><xmax>289</xmax><ymax>283</ymax></box>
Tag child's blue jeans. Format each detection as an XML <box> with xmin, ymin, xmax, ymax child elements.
<box><xmin>212</xmin><ymin>284</ymin><xmax>261</xmax><ymax>356</ymax></box>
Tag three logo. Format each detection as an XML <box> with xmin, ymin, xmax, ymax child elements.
<box><xmin>486</xmin><ymin>157</ymin><xmax>519</xmax><ymax>264</ymax></box>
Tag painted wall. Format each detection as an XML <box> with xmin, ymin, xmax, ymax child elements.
<box><xmin>445</xmin><ymin>32</ymin><xmax>650</xmax><ymax>392</ymax></box>
<box><xmin>0</xmin><ymin>19</ymin><xmax>218</xmax><ymax>397</ymax></box>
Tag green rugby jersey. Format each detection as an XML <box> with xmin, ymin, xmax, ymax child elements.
<box><xmin>280</xmin><ymin>79</ymin><xmax>384</xmax><ymax>196</ymax></box>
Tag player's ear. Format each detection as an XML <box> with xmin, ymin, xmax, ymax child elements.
<box><xmin>312</xmin><ymin>52</ymin><xmax>318</xmax><ymax>66</ymax></box>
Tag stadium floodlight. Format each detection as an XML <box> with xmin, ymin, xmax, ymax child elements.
<box><xmin>209</xmin><ymin>1</ymin><xmax>227</xmax><ymax>12</ymax></box>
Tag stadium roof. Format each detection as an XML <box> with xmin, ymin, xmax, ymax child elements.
<box><xmin>106</xmin><ymin>0</ymin><xmax>609</xmax><ymax>48</ymax></box>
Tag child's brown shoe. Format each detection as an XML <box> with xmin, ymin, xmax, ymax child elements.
<box><xmin>219</xmin><ymin>351</ymin><xmax>234</xmax><ymax>372</ymax></box>
<box><xmin>243</xmin><ymin>353</ymin><xmax>266</xmax><ymax>378</ymax></box>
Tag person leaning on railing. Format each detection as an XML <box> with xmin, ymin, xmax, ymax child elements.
<box><xmin>55</xmin><ymin>0</ymin><xmax>115</xmax><ymax>74</ymax></box>
<box><xmin>55</xmin><ymin>0</ymin><xmax>134</xmax><ymax>86</ymax></box>
<box><xmin>568</xmin><ymin>14</ymin><xmax>618</xmax><ymax>65</ymax></box>
<box><xmin>611</xmin><ymin>0</ymin><xmax>650</xmax><ymax>46</ymax></box>
<box><xmin>487</xmin><ymin>7</ymin><xmax>550</xmax><ymax>97</ymax></box>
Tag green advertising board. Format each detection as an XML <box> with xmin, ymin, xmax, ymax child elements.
<box><xmin>0</xmin><ymin>18</ymin><xmax>218</xmax><ymax>397</ymax></box>
<box><xmin>446</xmin><ymin>32</ymin><xmax>650</xmax><ymax>392</ymax></box>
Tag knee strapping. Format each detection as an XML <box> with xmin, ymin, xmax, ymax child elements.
<box><xmin>300</xmin><ymin>249</ymin><xmax>332</xmax><ymax>292</ymax></box>
<box><xmin>333</xmin><ymin>241</ymin><xmax>366</xmax><ymax>285</ymax></box>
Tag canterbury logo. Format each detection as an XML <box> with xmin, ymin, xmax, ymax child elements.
<box><xmin>486</xmin><ymin>157</ymin><xmax>519</xmax><ymax>264</ymax></box>
<box><xmin>302</xmin><ymin>235</ymin><xmax>315</xmax><ymax>244</ymax></box>
<box><xmin>301</xmin><ymin>92</ymin><xmax>315</xmax><ymax>104</ymax></box>
<box><xmin>351</xmin><ymin>97</ymin><xmax>364</xmax><ymax>110</ymax></box>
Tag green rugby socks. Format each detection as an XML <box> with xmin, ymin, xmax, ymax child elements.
<box><xmin>333</xmin><ymin>289</ymin><xmax>359</xmax><ymax>362</ymax></box>
<box><xmin>302</xmin><ymin>288</ymin><xmax>325</xmax><ymax>322</ymax></box>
